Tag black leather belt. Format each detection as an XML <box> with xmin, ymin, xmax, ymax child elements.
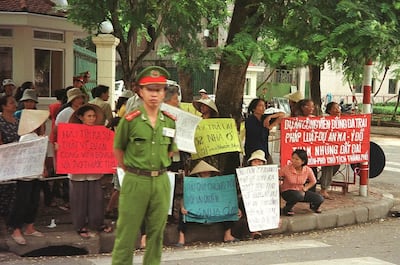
<box><xmin>126</xmin><ymin>166</ymin><xmax>167</xmax><ymax>177</ymax></box>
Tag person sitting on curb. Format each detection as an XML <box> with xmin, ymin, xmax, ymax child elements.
<box><xmin>176</xmin><ymin>160</ymin><xmax>241</xmax><ymax>247</ymax></box>
<box><xmin>279</xmin><ymin>149</ymin><xmax>324</xmax><ymax>216</ymax></box>
<box><xmin>243</xmin><ymin>150</ymin><xmax>267</xmax><ymax>240</ymax></box>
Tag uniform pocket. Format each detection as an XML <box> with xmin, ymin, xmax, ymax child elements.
<box><xmin>132</xmin><ymin>137</ymin><xmax>147</xmax><ymax>155</ymax></box>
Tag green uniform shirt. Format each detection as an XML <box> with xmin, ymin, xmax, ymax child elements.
<box><xmin>114</xmin><ymin>105</ymin><xmax>178</xmax><ymax>170</ymax></box>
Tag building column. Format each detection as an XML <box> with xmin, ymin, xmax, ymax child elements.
<box><xmin>92</xmin><ymin>34</ymin><xmax>120</xmax><ymax>110</ymax></box>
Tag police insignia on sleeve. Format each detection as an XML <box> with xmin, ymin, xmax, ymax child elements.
<box><xmin>162</xmin><ymin>110</ymin><xmax>176</xmax><ymax>121</ymax></box>
<box><xmin>125</xmin><ymin>110</ymin><xmax>141</xmax><ymax>121</ymax></box>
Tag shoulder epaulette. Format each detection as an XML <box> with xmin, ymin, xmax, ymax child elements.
<box><xmin>125</xmin><ymin>110</ymin><xmax>141</xmax><ymax>121</ymax></box>
<box><xmin>162</xmin><ymin>110</ymin><xmax>177</xmax><ymax>121</ymax></box>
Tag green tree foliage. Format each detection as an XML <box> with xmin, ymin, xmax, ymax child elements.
<box><xmin>67</xmin><ymin>0</ymin><xmax>173</xmax><ymax>85</ymax></box>
<box><xmin>67</xmin><ymin>0</ymin><xmax>227</xmax><ymax>100</ymax></box>
<box><xmin>157</xmin><ymin>0</ymin><xmax>227</xmax><ymax>101</ymax></box>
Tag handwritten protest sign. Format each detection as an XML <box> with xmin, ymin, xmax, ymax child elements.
<box><xmin>167</xmin><ymin>171</ymin><xmax>176</xmax><ymax>215</ymax></box>
<box><xmin>183</xmin><ymin>174</ymin><xmax>238</xmax><ymax>223</ymax></box>
<box><xmin>280</xmin><ymin>114</ymin><xmax>371</xmax><ymax>167</ymax></box>
<box><xmin>192</xmin><ymin>118</ymin><xmax>241</xmax><ymax>159</ymax></box>
<box><xmin>56</xmin><ymin>124</ymin><xmax>117</xmax><ymax>174</ymax></box>
<box><xmin>236</xmin><ymin>165</ymin><xmax>280</xmax><ymax>231</ymax></box>
<box><xmin>160</xmin><ymin>103</ymin><xmax>202</xmax><ymax>153</ymax></box>
<box><xmin>0</xmin><ymin>137</ymin><xmax>48</xmax><ymax>181</ymax></box>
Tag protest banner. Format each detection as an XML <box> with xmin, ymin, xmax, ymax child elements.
<box><xmin>183</xmin><ymin>174</ymin><xmax>238</xmax><ymax>223</ymax></box>
<box><xmin>192</xmin><ymin>118</ymin><xmax>241</xmax><ymax>159</ymax></box>
<box><xmin>160</xmin><ymin>103</ymin><xmax>202</xmax><ymax>153</ymax></box>
<box><xmin>0</xmin><ymin>137</ymin><xmax>48</xmax><ymax>181</ymax></box>
<box><xmin>167</xmin><ymin>171</ymin><xmax>176</xmax><ymax>215</ymax></box>
<box><xmin>236</xmin><ymin>165</ymin><xmax>280</xmax><ymax>231</ymax></box>
<box><xmin>280</xmin><ymin>114</ymin><xmax>371</xmax><ymax>167</ymax></box>
<box><xmin>56</xmin><ymin>123</ymin><xmax>117</xmax><ymax>174</ymax></box>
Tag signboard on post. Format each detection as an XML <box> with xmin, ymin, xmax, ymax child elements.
<box><xmin>0</xmin><ymin>137</ymin><xmax>48</xmax><ymax>181</ymax></box>
<box><xmin>183</xmin><ymin>174</ymin><xmax>238</xmax><ymax>223</ymax></box>
<box><xmin>56</xmin><ymin>124</ymin><xmax>117</xmax><ymax>174</ymax></box>
<box><xmin>236</xmin><ymin>165</ymin><xmax>280</xmax><ymax>231</ymax></box>
<box><xmin>280</xmin><ymin>114</ymin><xmax>371</xmax><ymax>167</ymax></box>
<box><xmin>192</xmin><ymin>118</ymin><xmax>241</xmax><ymax>159</ymax></box>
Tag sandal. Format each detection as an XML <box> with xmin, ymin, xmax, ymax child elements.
<box><xmin>11</xmin><ymin>234</ymin><xmax>26</xmax><ymax>245</ymax></box>
<box><xmin>98</xmin><ymin>225</ymin><xmax>113</xmax><ymax>233</ymax></box>
<box><xmin>223</xmin><ymin>237</ymin><xmax>240</xmax><ymax>243</ymax></box>
<box><xmin>24</xmin><ymin>230</ymin><xmax>44</xmax><ymax>237</ymax></box>
<box><xmin>313</xmin><ymin>208</ymin><xmax>322</xmax><ymax>214</ymax></box>
<box><xmin>77</xmin><ymin>229</ymin><xmax>90</xmax><ymax>239</ymax></box>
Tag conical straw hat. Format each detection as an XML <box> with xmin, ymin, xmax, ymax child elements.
<box><xmin>192</xmin><ymin>98</ymin><xmax>218</xmax><ymax>114</ymax></box>
<box><xmin>190</xmin><ymin>160</ymin><xmax>220</xmax><ymax>175</ymax></box>
<box><xmin>18</xmin><ymin>109</ymin><xmax>49</xmax><ymax>136</ymax></box>
<box><xmin>284</xmin><ymin>90</ymin><xmax>303</xmax><ymax>103</ymax></box>
<box><xmin>247</xmin><ymin>149</ymin><xmax>266</xmax><ymax>163</ymax></box>
<box><xmin>69</xmin><ymin>104</ymin><xmax>105</xmax><ymax>125</ymax></box>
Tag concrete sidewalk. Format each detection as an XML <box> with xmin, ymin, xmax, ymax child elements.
<box><xmin>0</xmin><ymin>185</ymin><xmax>395</xmax><ymax>257</ymax></box>
<box><xmin>0</xmin><ymin>126</ymin><xmax>397</xmax><ymax>257</ymax></box>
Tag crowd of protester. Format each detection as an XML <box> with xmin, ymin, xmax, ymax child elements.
<box><xmin>0</xmin><ymin>73</ymin><xmax>345</xmax><ymax>250</ymax></box>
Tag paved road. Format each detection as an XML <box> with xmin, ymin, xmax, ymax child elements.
<box><xmin>370</xmin><ymin>134</ymin><xmax>400</xmax><ymax>197</ymax></box>
<box><xmin>1</xmin><ymin>217</ymin><xmax>400</xmax><ymax>265</ymax></box>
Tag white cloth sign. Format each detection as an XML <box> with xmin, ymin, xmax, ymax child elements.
<box><xmin>0</xmin><ymin>136</ymin><xmax>48</xmax><ymax>181</ymax></box>
<box><xmin>160</xmin><ymin>103</ymin><xmax>202</xmax><ymax>153</ymax></box>
<box><xmin>236</xmin><ymin>165</ymin><xmax>280</xmax><ymax>231</ymax></box>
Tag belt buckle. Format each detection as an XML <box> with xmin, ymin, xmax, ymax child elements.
<box><xmin>150</xmin><ymin>171</ymin><xmax>158</xmax><ymax>177</ymax></box>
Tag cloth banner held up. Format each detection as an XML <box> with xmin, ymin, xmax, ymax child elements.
<box><xmin>280</xmin><ymin>114</ymin><xmax>371</xmax><ymax>167</ymax></box>
<box><xmin>0</xmin><ymin>136</ymin><xmax>48</xmax><ymax>181</ymax></box>
<box><xmin>160</xmin><ymin>103</ymin><xmax>202</xmax><ymax>153</ymax></box>
<box><xmin>192</xmin><ymin>118</ymin><xmax>241</xmax><ymax>159</ymax></box>
<box><xmin>183</xmin><ymin>174</ymin><xmax>238</xmax><ymax>223</ymax></box>
<box><xmin>56</xmin><ymin>123</ymin><xmax>117</xmax><ymax>174</ymax></box>
<box><xmin>236</xmin><ymin>165</ymin><xmax>280</xmax><ymax>232</ymax></box>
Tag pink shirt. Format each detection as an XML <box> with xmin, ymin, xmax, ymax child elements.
<box><xmin>279</xmin><ymin>164</ymin><xmax>316</xmax><ymax>192</ymax></box>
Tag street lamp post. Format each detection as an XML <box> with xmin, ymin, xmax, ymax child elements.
<box><xmin>92</xmin><ymin>20</ymin><xmax>120</xmax><ymax>110</ymax></box>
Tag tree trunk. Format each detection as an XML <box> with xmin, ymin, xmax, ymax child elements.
<box><xmin>215</xmin><ymin>0</ymin><xmax>261</xmax><ymax>174</ymax></box>
<box><xmin>309</xmin><ymin>65</ymin><xmax>322</xmax><ymax>115</ymax></box>
<box><xmin>216</xmin><ymin>0</ymin><xmax>260</xmax><ymax>124</ymax></box>
<box><xmin>178</xmin><ymin>69</ymin><xmax>193</xmax><ymax>102</ymax></box>
<box><xmin>392</xmin><ymin>90</ymin><xmax>400</xmax><ymax>121</ymax></box>
<box><xmin>373</xmin><ymin>66</ymin><xmax>389</xmax><ymax>99</ymax></box>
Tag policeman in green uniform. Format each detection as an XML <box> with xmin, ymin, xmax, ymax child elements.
<box><xmin>112</xmin><ymin>66</ymin><xmax>178</xmax><ymax>265</ymax></box>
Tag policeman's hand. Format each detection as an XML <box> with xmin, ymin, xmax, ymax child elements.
<box><xmin>119</xmin><ymin>164</ymin><xmax>127</xmax><ymax>172</ymax></box>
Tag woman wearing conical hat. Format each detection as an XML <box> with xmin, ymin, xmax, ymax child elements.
<box><xmin>192</xmin><ymin>98</ymin><xmax>219</xmax><ymax>119</ymax></box>
<box><xmin>175</xmin><ymin>160</ymin><xmax>241</xmax><ymax>247</ymax></box>
<box><xmin>4</xmin><ymin>103</ymin><xmax>50</xmax><ymax>245</ymax></box>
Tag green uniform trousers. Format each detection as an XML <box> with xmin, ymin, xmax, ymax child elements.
<box><xmin>111</xmin><ymin>172</ymin><xmax>170</xmax><ymax>265</ymax></box>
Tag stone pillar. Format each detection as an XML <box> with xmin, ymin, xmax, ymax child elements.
<box><xmin>92</xmin><ymin>34</ymin><xmax>120</xmax><ymax>110</ymax></box>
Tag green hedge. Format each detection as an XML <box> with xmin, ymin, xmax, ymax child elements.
<box><xmin>372</xmin><ymin>104</ymin><xmax>400</xmax><ymax>115</ymax></box>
